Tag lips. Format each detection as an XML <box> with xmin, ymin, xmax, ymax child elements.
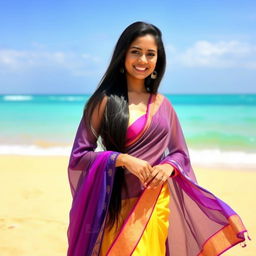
<box><xmin>134</xmin><ymin>66</ymin><xmax>148</xmax><ymax>72</ymax></box>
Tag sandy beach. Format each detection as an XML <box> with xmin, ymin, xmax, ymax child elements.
<box><xmin>0</xmin><ymin>155</ymin><xmax>255</xmax><ymax>256</ymax></box>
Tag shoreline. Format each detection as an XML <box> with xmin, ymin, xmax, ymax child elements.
<box><xmin>0</xmin><ymin>155</ymin><xmax>255</xmax><ymax>255</ymax></box>
<box><xmin>0</xmin><ymin>148</ymin><xmax>256</xmax><ymax>170</ymax></box>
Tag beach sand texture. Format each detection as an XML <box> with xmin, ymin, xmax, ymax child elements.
<box><xmin>0</xmin><ymin>155</ymin><xmax>255</xmax><ymax>256</ymax></box>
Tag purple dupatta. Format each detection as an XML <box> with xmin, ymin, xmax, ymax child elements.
<box><xmin>67</xmin><ymin>93</ymin><xmax>249</xmax><ymax>256</ymax></box>
<box><xmin>67</xmin><ymin>118</ymin><xmax>121</xmax><ymax>255</ymax></box>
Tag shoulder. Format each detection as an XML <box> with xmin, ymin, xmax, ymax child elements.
<box><xmin>156</xmin><ymin>92</ymin><xmax>168</xmax><ymax>102</ymax></box>
<box><xmin>93</xmin><ymin>95</ymin><xmax>108</xmax><ymax>119</ymax></box>
<box><xmin>98</xmin><ymin>95</ymin><xmax>108</xmax><ymax>111</ymax></box>
<box><xmin>156</xmin><ymin>93</ymin><xmax>174</xmax><ymax>109</ymax></box>
<box><xmin>90</xmin><ymin>95</ymin><xmax>108</xmax><ymax>136</ymax></box>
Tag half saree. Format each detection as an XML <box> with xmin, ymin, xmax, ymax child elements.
<box><xmin>67</xmin><ymin>93</ymin><xmax>249</xmax><ymax>256</ymax></box>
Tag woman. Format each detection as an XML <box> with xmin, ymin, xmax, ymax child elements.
<box><xmin>67</xmin><ymin>21</ymin><xmax>249</xmax><ymax>256</ymax></box>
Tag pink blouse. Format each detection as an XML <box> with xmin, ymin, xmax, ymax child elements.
<box><xmin>126</xmin><ymin>94</ymin><xmax>152</xmax><ymax>143</ymax></box>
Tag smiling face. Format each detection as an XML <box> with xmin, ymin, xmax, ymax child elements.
<box><xmin>124</xmin><ymin>34</ymin><xmax>158</xmax><ymax>82</ymax></box>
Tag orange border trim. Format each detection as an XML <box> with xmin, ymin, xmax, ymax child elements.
<box><xmin>107</xmin><ymin>185</ymin><xmax>163</xmax><ymax>255</ymax></box>
<box><xmin>197</xmin><ymin>215</ymin><xmax>246</xmax><ymax>256</ymax></box>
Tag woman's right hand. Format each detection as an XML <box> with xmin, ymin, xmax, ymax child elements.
<box><xmin>116</xmin><ymin>153</ymin><xmax>153</xmax><ymax>186</ymax></box>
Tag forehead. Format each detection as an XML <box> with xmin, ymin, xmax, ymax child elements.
<box><xmin>129</xmin><ymin>34</ymin><xmax>157</xmax><ymax>50</ymax></box>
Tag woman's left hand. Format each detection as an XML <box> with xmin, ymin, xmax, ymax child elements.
<box><xmin>145</xmin><ymin>164</ymin><xmax>174</xmax><ymax>189</ymax></box>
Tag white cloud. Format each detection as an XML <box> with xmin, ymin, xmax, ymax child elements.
<box><xmin>1</xmin><ymin>40</ymin><xmax>256</xmax><ymax>79</ymax></box>
<box><xmin>0</xmin><ymin>49</ymin><xmax>103</xmax><ymax>76</ymax></box>
<box><xmin>167</xmin><ymin>40</ymin><xmax>256</xmax><ymax>69</ymax></box>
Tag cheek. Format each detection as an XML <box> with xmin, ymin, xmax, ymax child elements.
<box><xmin>150</xmin><ymin>55</ymin><xmax>157</xmax><ymax>65</ymax></box>
<box><xmin>149</xmin><ymin>59</ymin><xmax>157</xmax><ymax>70</ymax></box>
<box><xmin>124</xmin><ymin>56</ymin><xmax>133</xmax><ymax>69</ymax></box>
<box><xmin>124</xmin><ymin>60</ymin><xmax>130</xmax><ymax>72</ymax></box>
<box><xmin>154</xmin><ymin>55</ymin><xmax>158</xmax><ymax>64</ymax></box>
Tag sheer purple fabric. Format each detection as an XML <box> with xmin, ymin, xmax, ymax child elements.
<box><xmin>67</xmin><ymin>118</ymin><xmax>120</xmax><ymax>255</ymax></box>
<box><xmin>67</xmin><ymin>94</ymin><xmax>248</xmax><ymax>256</ymax></box>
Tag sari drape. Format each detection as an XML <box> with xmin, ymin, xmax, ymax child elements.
<box><xmin>67</xmin><ymin>93</ymin><xmax>248</xmax><ymax>256</ymax></box>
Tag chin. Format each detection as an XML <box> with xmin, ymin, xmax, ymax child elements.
<box><xmin>126</xmin><ymin>69</ymin><xmax>152</xmax><ymax>81</ymax></box>
<box><xmin>132</xmin><ymin>73</ymin><xmax>150</xmax><ymax>80</ymax></box>
<box><xmin>135</xmin><ymin>75</ymin><xmax>147</xmax><ymax>80</ymax></box>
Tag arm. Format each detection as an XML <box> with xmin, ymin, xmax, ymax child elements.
<box><xmin>68</xmin><ymin>95</ymin><xmax>107</xmax><ymax>171</ymax></box>
<box><xmin>115</xmin><ymin>153</ymin><xmax>128</xmax><ymax>168</ymax></box>
<box><xmin>68</xmin><ymin>95</ymin><xmax>121</xmax><ymax>196</ymax></box>
<box><xmin>67</xmin><ymin>96</ymin><xmax>122</xmax><ymax>255</ymax></box>
<box><xmin>159</xmin><ymin>99</ymin><xmax>196</xmax><ymax>181</ymax></box>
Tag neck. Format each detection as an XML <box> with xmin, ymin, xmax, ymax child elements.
<box><xmin>126</xmin><ymin>75</ymin><xmax>147</xmax><ymax>94</ymax></box>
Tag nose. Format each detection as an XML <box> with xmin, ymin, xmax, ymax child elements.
<box><xmin>138</xmin><ymin>54</ymin><xmax>148</xmax><ymax>63</ymax></box>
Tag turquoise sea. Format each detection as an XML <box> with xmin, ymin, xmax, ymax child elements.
<box><xmin>1</xmin><ymin>94</ymin><xmax>255</xmax><ymax>168</ymax></box>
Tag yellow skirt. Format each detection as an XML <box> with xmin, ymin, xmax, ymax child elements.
<box><xmin>100</xmin><ymin>182</ymin><xmax>171</xmax><ymax>255</ymax></box>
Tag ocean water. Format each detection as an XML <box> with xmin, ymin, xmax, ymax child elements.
<box><xmin>1</xmin><ymin>94</ymin><xmax>255</xmax><ymax>168</ymax></box>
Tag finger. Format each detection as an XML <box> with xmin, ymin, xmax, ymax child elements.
<box><xmin>135</xmin><ymin>170</ymin><xmax>144</xmax><ymax>184</ymax></box>
<box><xmin>155</xmin><ymin>175</ymin><xmax>166</xmax><ymax>188</ymax></box>
<box><xmin>145</xmin><ymin>168</ymin><xmax>159</xmax><ymax>186</ymax></box>
<box><xmin>161</xmin><ymin>174</ymin><xmax>170</xmax><ymax>184</ymax></box>
<box><xmin>153</xmin><ymin>173</ymin><xmax>167</xmax><ymax>188</ymax></box>
<box><xmin>145</xmin><ymin>164</ymin><xmax>153</xmax><ymax>179</ymax></box>
<box><xmin>149</xmin><ymin>173</ymin><xmax>163</xmax><ymax>188</ymax></box>
<box><xmin>157</xmin><ymin>176</ymin><xmax>167</xmax><ymax>187</ymax></box>
<box><xmin>144</xmin><ymin>164</ymin><xmax>153</xmax><ymax>182</ymax></box>
<box><xmin>144</xmin><ymin>169</ymin><xmax>153</xmax><ymax>185</ymax></box>
<box><xmin>140</xmin><ymin>173</ymin><xmax>147</xmax><ymax>184</ymax></box>
<box><xmin>140</xmin><ymin>169</ymin><xmax>147</xmax><ymax>183</ymax></box>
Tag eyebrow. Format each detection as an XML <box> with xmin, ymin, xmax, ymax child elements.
<box><xmin>130</xmin><ymin>46</ymin><xmax>156</xmax><ymax>52</ymax></box>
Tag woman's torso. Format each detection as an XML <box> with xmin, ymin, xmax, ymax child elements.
<box><xmin>126</xmin><ymin>92</ymin><xmax>152</xmax><ymax>143</ymax></box>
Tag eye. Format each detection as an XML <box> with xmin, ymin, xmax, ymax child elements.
<box><xmin>131</xmin><ymin>50</ymin><xmax>140</xmax><ymax>55</ymax></box>
<box><xmin>147</xmin><ymin>53</ymin><xmax>155</xmax><ymax>57</ymax></box>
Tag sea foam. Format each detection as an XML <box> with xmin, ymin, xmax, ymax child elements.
<box><xmin>3</xmin><ymin>95</ymin><xmax>33</xmax><ymax>101</ymax></box>
<box><xmin>0</xmin><ymin>144</ymin><xmax>255</xmax><ymax>168</ymax></box>
<box><xmin>0</xmin><ymin>144</ymin><xmax>71</xmax><ymax>156</ymax></box>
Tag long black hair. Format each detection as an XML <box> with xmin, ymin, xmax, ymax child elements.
<box><xmin>83</xmin><ymin>21</ymin><xmax>166</xmax><ymax>229</ymax></box>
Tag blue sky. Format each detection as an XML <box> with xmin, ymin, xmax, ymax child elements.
<box><xmin>0</xmin><ymin>0</ymin><xmax>255</xmax><ymax>94</ymax></box>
